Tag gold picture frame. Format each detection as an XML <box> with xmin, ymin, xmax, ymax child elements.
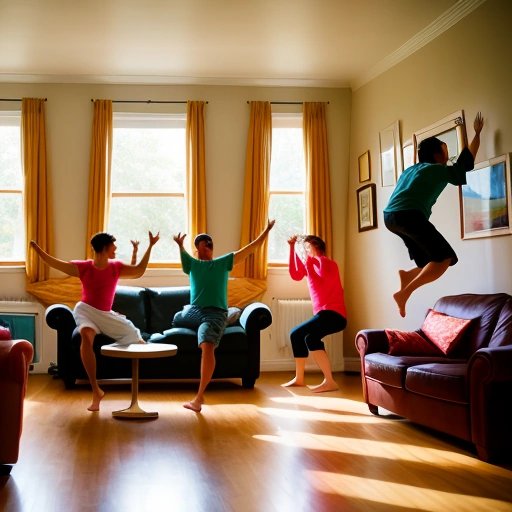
<box><xmin>413</xmin><ymin>110</ymin><xmax>468</xmax><ymax>165</ymax></box>
<box><xmin>357</xmin><ymin>183</ymin><xmax>377</xmax><ymax>232</ymax></box>
<box><xmin>358</xmin><ymin>150</ymin><xmax>371</xmax><ymax>182</ymax></box>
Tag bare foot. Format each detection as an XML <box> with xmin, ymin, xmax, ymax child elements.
<box><xmin>87</xmin><ymin>390</ymin><xmax>105</xmax><ymax>412</ymax></box>
<box><xmin>183</xmin><ymin>399</ymin><xmax>203</xmax><ymax>413</ymax></box>
<box><xmin>137</xmin><ymin>339</ymin><xmax>146</xmax><ymax>344</ymax></box>
<box><xmin>308</xmin><ymin>380</ymin><xmax>338</xmax><ymax>393</ymax></box>
<box><xmin>281</xmin><ymin>377</ymin><xmax>305</xmax><ymax>387</ymax></box>
<box><xmin>393</xmin><ymin>290</ymin><xmax>407</xmax><ymax>317</ymax></box>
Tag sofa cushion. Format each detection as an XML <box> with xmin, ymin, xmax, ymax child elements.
<box><xmin>405</xmin><ymin>363</ymin><xmax>468</xmax><ymax>404</ymax></box>
<box><xmin>112</xmin><ymin>286</ymin><xmax>148</xmax><ymax>333</ymax></box>
<box><xmin>149</xmin><ymin>326</ymin><xmax>248</xmax><ymax>354</ymax></box>
<box><xmin>386</xmin><ymin>329</ymin><xmax>442</xmax><ymax>356</ymax></box>
<box><xmin>216</xmin><ymin>326</ymin><xmax>248</xmax><ymax>352</ymax></box>
<box><xmin>150</xmin><ymin>328</ymin><xmax>198</xmax><ymax>352</ymax></box>
<box><xmin>432</xmin><ymin>293</ymin><xmax>510</xmax><ymax>356</ymax></box>
<box><xmin>146</xmin><ymin>287</ymin><xmax>190</xmax><ymax>334</ymax></box>
<box><xmin>364</xmin><ymin>353</ymin><xmax>452</xmax><ymax>389</ymax></box>
<box><xmin>421</xmin><ymin>309</ymin><xmax>472</xmax><ymax>355</ymax></box>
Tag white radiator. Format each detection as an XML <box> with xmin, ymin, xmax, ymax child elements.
<box><xmin>271</xmin><ymin>298</ymin><xmax>312</xmax><ymax>351</ymax></box>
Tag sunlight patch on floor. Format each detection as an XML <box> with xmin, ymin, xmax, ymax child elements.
<box><xmin>269</xmin><ymin>394</ymin><xmax>371</xmax><ymax>415</ymax></box>
<box><xmin>306</xmin><ymin>471</ymin><xmax>512</xmax><ymax>512</ymax></box>
<box><xmin>253</xmin><ymin>430</ymin><xmax>504</xmax><ymax>470</ymax></box>
<box><xmin>259</xmin><ymin>406</ymin><xmax>382</xmax><ymax>424</ymax></box>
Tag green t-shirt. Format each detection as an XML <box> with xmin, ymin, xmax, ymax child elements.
<box><xmin>384</xmin><ymin>147</ymin><xmax>474</xmax><ymax>218</ymax></box>
<box><xmin>180</xmin><ymin>251</ymin><xmax>234</xmax><ymax>310</ymax></box>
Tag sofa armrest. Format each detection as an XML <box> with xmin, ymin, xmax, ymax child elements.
<box><xmin>239</xmin><ymin>302</ymin><xmax>272</xmax><ymax>333</ymax></box>
<box><xmin>469</xmin><ymin>345</ymin><xmax>512</xmax><ymax>382</ymax></box>
<box><xmin>46</xmin><ymin>304</ymin><xmax>76</xmax><ymax>333</ymax></box>
<box><xmin>0</xmin><ymin>339</ymin><xmax>34</xmax><ymax>385</ymax></box>
<box><xmin>468</xmin><ymin>345</ymin><xmax>512</xmax><ymax>462</ymax></box>
<box><xmin>355</xmin><ymin>329</ymin><xmax>389</xmax><ymax>357</ymax></box>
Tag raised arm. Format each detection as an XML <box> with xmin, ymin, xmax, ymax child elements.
<box><xmin>469</xmin><ymin>112</ymin><xmax>484</xmax><ymax>160</ymax></box>
<box><xmin>120</xmin><ymin>231</ymin><xmax>159</xmax><ymax>279</ymax></box>
<box><xmin>233</xmin><ymin>219</ymin><xmax>275</xmax><ymax>266</ymax></box>
<box><xmin>288</xmin><ymin>236</ymin><xmax>306</xmax><ymax>281</ymax></box>
<box><xmin>130</xmin><ymin>239</ymin><xmax>139</xmax><ymax>265</ymax></box>
<box><xmin>173</xmin><ymin>232</ymin><xmax>192</xmax><ymax>273</ymax></box>
<box><xmin>30</xmin><ymin>240</ymin><xmax>79</xmax><ymax>277</ymax></box>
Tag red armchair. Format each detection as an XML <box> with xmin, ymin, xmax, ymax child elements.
<box><xmin>0</xmin><ymin>338</ymin><xmax>34</xmax><ymax>475</ymax></box>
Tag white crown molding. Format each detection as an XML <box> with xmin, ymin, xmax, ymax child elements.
<box><xmin>351</xmin><ymin>0</ymin><xmax>487</xmax><ymax>91</ymax></box>
<box><xmin>0</xmin><ymin>73</ymin><xmax>350</xmax><ymax>89</ymax></box>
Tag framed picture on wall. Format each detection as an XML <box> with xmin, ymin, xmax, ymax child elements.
<box><xmin>402</xmin><ymin>139</ymin><xmax>414</xmax><ymax>171</ymax></box>
<box><xmin>357</xmin><ymin>183</ymin><xmax>377</xmax><ymax>232</ymax></box>
<box><xmin>414</xmin><ymin>110</ymin><xmax>468</xmax><ymax>165</ymax></box>
<box><xmin>358</xmin><ymin>150</ymin><xmax>371</xmax><ymax>182</ymax></box>
<box><xmin>379</xmin><ymin>120</ymin><xmax>402</xmax><ymax>187</ymax></box>
<box><xmin>459</xmin><ymin>153</ymin><xmax>512</xmax><ymax>240</ymax></box>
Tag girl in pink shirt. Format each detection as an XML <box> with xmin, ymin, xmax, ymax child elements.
<box><xmin>283</xmin><ymin>235</ymin><xmax>347</xmax><ymax>393</ymax></box>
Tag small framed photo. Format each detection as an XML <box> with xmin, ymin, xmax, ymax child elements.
<box><xmin>414</xmin><ymin>110</ymin><xmax>467</xmax><ymax>165</ymax></box>
<box><xmin>460</xmin><ymin>153</ymin><xmax>512</xmax><ymax>240</ymax></box>
<box><xmin>379</xmin><ymin>120</ymin><xmax>402</xmax><ymax>187</ymax></box>
<box><xmin>358</xmin><ymin>150</ymin><xmax>371</xmax><ymax>182</ymax></box>
<box><xmin>357</xmin><ymin>183</ymin><xmax>377</xmax><ymax>232</ymax></box>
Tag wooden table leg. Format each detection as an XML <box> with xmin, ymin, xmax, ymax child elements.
<box><xmin>112</xmin><ymin>358</ymin><xmax>158</xmax><ymax>419</ymax></box>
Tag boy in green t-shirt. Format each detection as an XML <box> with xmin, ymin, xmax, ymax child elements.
<box><xmin>173</xmin><ymin>220</ymin><xmax>274</xmax><ymax>412</ymax></box>
<box><xmin>384</xmin><ymin>112</ymin><xmax>484</xmax><ymax>317</ymax></box>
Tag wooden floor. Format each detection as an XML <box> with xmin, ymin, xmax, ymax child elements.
<box><xmin>1</xmin><ymin>372</ymin><xmax>512</xmax><ymax>512</ymax></box>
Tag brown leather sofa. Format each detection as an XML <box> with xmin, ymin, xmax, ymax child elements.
<box><xmin>0</xmin><ymin>338</ymin><xmax>34</xmax><ymax>475</ymax></box>
<box><xmin>355</xmin><ymin>293</ymin><xmax>512</xmax><ymax>462</ymax></box>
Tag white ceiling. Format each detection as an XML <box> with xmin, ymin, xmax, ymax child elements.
<box><xmin>0</xmin><ymin>0</ymin><xmax>483</xmax><ymax>89</ymax></box>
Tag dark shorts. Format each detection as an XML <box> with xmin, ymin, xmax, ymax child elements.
<box><xmin>384</xmin><ymin>210</ymin><xmax>458</xmax><ymax>268</ymax></box>
<box><xmin>172</xmin><ymin>305</ymin><xmax>228</xmax><ymax>347</ymax></box>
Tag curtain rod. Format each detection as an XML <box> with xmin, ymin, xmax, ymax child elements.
<box><xmin>90</xmin><ymin>99</ymin><xmax>208</xmax><ymax>104</ymax></box>
<box><xmin>246</xmin><ymin>101</ymin><xmax>329</xmax><ymax>105</ymax></box>
<box><xmin>0</xmin><ymin>98</ymin><xmax>47</xmax><ymax>102</ymax></box>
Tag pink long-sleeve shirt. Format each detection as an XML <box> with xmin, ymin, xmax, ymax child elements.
<box><xmin>289</xmin><ymin>247</ymin><xmax>347</xmax><ymax>318</ymax></box>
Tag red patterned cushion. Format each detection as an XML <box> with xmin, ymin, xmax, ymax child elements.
<box><xmin>421</xmin><ymin>309</ymin><xmax>472</xmax><ymax>355</ymax></box>
<box><xmin>386</xmin><ymin>329</ymin><xmax>442</xmax><ymax>356</ymax></box>
<box><xmin>0</xmin><ymin>325</ymin><xmax>12</xmax><ymax>340</ymax></box>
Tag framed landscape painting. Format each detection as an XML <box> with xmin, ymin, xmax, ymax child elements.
<box><xmin>460</xmin><ymin>153</ymin><xmax>512</xmax><ymax>240</ymax></box>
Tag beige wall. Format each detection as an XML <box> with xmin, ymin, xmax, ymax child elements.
<box><xmin>0</xmin><ymin>83</ymin><xmax>351</xmax><ymax>372</ymax></box>
<box><xmin>344</xmin><ymin>0</ymin><xmax>512</xmax><ymax>364</ymax></box>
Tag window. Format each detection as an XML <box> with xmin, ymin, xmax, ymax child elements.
<box><xmin>109</xmin><ymin>113</ymin><xmax>187</xmax><ymax>265</ymax></box>
<box><xmin>0</xmin><ymin>111</ymin><xmax>24</xmax><ymax>264</ymax></box>
<box><xmin>268</xmin><ymin>113</ymin><xmax>306</xmax><ymax>263</ymax></box>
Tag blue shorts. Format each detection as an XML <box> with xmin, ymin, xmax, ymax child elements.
<box><xmin>172</xmin><ymin>305</ymin><xmax>228</xmax><ymax>347</ymax></box>
<box><xmin>384</xmin><ymin>210</ymin><xmax>458</xmax><ymax>268</ymax></box>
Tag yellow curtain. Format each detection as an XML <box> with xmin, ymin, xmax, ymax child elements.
<box><xmin>303</xmin><ymin>102</ymin><xmax>333</xmax><ymax>258</ymax></box>
<box><xmin>85</xmin><ymin>99</ymin><xmax>112</xmax><ymax>258</ymax></box>
<box><xmin>232</xmin><ymin>101</ymin><xmax>272</xmax><ymax>280</ymax></box>
<box><xmin>186</xmin><ymin>101</ymin><xmax>207</xmax><ymax>247</ymax></box>
<box><xmin>22</xmin><ymin>98</ymin><xmax>53</xmax><ymax>283</ymax></box>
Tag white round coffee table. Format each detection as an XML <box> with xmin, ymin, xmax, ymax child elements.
<box><xmin>101</xmin><ymin>343</ymin><xmax>177</xmax><ymax>419</ymax></box>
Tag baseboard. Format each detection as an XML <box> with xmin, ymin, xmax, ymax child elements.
<box><xmin>343</xmin><ymin>357</ymin><xmax>361</xmax><ymax>373</ymax></box>
<box><xmin>261</xmin><ymin>359</ymin><xmax>347</xmax><ymax>373</ymax></box>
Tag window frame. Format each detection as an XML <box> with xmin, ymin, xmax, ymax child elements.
<box><xmin>0</xmin><ymin>110</ymin><xmax>24</xmax><ymax>266</ymax></box>
<box><xmin>268</xmin><ymin>112</ymin><xmax>306</xmax><ymax>267</ymax></box>
<box><xmin>110</xmin><ymin>112</ymin><xmax>187</xmax><ymax>268</ymax></box>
